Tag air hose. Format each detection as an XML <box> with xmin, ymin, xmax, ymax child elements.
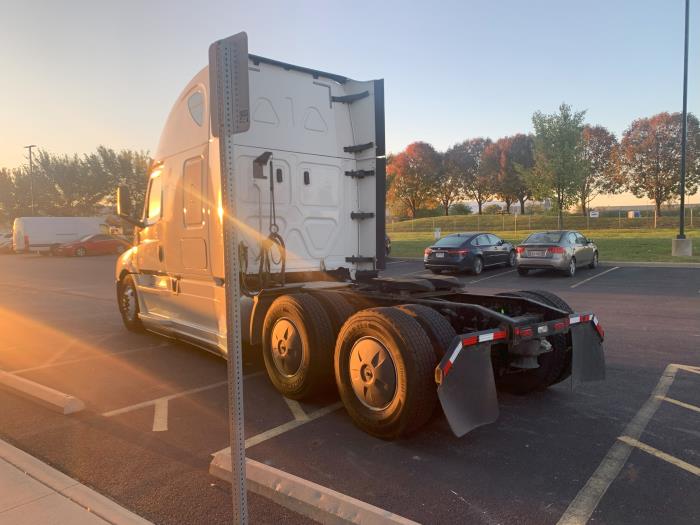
<box><xmin>239</xmin><ymin>153</ymin><xmax>286</xmax><ymax>297</ymax></box>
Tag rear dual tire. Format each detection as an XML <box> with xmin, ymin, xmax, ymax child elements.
<box><xmin>262</xmin><ymin>293</ymin><xmax>336</xmax><ymax>400</ymax></box>
<box><xmin>335</xmin><ymin>307</ymin><xmax>438</xmax><ymax>439</ymax></box>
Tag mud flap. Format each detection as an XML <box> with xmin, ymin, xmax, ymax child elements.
<box><xmin>437</xmin><ymin>340</ymin><xmax>499</xmax><ymax>437</ymax></box>
<box><xmin>571</xmin><ymin>322</ymin><xmax>606</xmax><ymax>387</ymax></box>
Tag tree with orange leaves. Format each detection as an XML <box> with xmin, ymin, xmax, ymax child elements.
<box><xmin>619</xmin><ymin>112</ymin><xmax>699</xmax><ymax>215</ymax></box>
<box><xmin>387</xmin><ymin>142</ymin><xmax>440</xmax><ymax>218</ymax></box>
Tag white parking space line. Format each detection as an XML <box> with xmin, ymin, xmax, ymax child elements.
<box><xmin>570</xmin><ymin>266</ymin><xmax>619</xmax><ymax>289</ymax></box>
<box><xmin>284</xmin><ymin>398</ymin><xmax>310</xmax><ymax>421</ymax></box>
<box><xmin>469</xmin><ymin>269</ymin><xmax>516</xmax><ymax>283</ymax></box>
<box><xmin>675</xmin><ymin>364</ymin><xmax>700</xmax><ymax>375</ymax></box>
<box><xmin>617</xmin><ymin>436</ymin><xmax>700</xmax><ymax>477</ymax></box>
<box><xmin>11</xmin><ymin>342</ymin><xmax>170</xmax><ymax>374</ymax></box>
<box><xmin>101</xmin><ymin>371</ymin><xmax>264</xmax><ymax>418</ymax></box>
<box><xmin>243</xmin><ymin>402</ymin><xmax>343</xmax><ymax>449</ymax></box>
<box><xmin>657</xmin><ymin>395</ymin><xmax>700</xmax><ymax>414</ymax></box>
<box><xmin>102</xmin><ymin>380</ymin><xmax>228</xmax><ymax>417</ymax></box>
<box><xmin>556</xmin><ymin>363</ymin><xmax>683</xmax><ymax>525</ymax></box>
<box><xmin>152</xmin><ymin>399</ymin><xmax>169</xmax><ymax>432</ymax></box>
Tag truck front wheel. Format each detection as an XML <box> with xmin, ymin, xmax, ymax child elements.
<box><xmin>262</xmin><ymin>293</ymin><xmax>335</xmax><ymax>400</ymax></box>
<box><xmin>118</xmin><ymin>275</ymin><xmax>144</xmax><ymax>332</ymax></box>
<box><xmin>334</xmin><ymin>307</ymin><xmax>437</xmax><ymax>439</ymax></box>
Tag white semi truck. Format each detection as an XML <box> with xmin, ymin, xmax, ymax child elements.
<box><xmin>115</xmin><ymin>34</ymin><xmax>605</xmax><ymax>439</ymax></box>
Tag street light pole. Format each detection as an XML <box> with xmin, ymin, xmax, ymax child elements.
<box><xmin>24</xmin><ymin>144</ymin><xmax>37</xmax><ymax>215</ymax></box>
<box><xmin>677</xmin><ymin>0</ymin><xmax>689</xmax><ymax>240</ymax></box>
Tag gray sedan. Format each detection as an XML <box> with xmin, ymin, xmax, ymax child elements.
<box><xmin>515</xmin><ymin>230</ymin><xmax>599</xmax><ymax>277</ymax></box>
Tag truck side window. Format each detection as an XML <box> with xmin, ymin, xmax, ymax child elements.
<box><xmin>183</xmin><ymin>158</ymin><xmax>203</xmax><ymax>226</ymax></box>
<box><xmin>187</xmin><ymin>91</ymin><xmax>205</xmax><ymax>126</ymax></box>
<box><xmin>146</xmin><ymin>174</ymin><xmax>162</xmax><ymax>221</ymax></box>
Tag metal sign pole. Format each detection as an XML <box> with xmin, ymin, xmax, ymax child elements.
<box><xmin>209</xmin><ymin>32</ymin><xmax>251</xmax><ymax>524</ymax></box>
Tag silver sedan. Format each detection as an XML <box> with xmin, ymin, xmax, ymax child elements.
<box><xmin>515</xmin><ymin>230</ymin><xmax>599</xmax><ymax>277</ymax></box>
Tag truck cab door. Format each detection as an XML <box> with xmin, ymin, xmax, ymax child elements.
<box><xmin>135</xmin><ymin>168</ymin><xmax>174</xmax><ymax>318</ymax></box>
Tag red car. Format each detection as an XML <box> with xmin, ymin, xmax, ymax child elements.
<box><xmin>55</xmin><ymin>234</ymin><xmax>131</xmax><ymax>257</ymax></box>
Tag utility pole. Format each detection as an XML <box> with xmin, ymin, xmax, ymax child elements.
<box><xmin>678</xmin><ymin>0</ymin><xmax>689</xmax><ymax>239</ymax></box>
<box><xmin>24</xmin><ymin>145</ymin><xmax>37</xmax><ymax>214</ymax></box>
<box><xmin>673</xmin><ymin>0</ymin><xmax>692</xmax><ymax>256</ymax></box>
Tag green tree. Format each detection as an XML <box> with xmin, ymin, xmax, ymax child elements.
<box><xmin>85</xmin><ymin>146</ymin><xmax>151</xmax><ymax>214</ymax></box>
<box><xmin>482</xmin><ymin>203</ymin><xmax>503</xmax><ymax>215</ymax></box>
<box><xmin>531</xmin><ymin>103</ymin><xmax>586</xmax><ymax>227</ymax></box>
<box><xmin>618</xmin><ymin>112</ymin><xmax>700</xmax><ymax>215</ymax></box>
<box><xmin>0</xmin><ymin>168</ymin><xmax>17</xmax><ymax>224</ymax></box>
<box><xmin>35</xmin><ymin>151</ymin><xmax>108</xmax><ymax>215</ymax></box>
<box><xmin>449</xmin><ymin>202</ymin><xmax>472</xmax><ymax>215</ymax></box>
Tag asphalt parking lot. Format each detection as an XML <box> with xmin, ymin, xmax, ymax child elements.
<box><xmin>1</xmin><ymin>254</ymin><xmax>699</xmax><ymax>524</ymax></box>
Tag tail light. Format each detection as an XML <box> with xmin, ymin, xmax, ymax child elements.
<box><xmin>547</xmin><ymin>246</ymin><xmax>566</xmax><ymax>254</ymax></box>
<box><xmin>24</xmin><ymin>235</ymin><xmax>29</xmax><ymax>250</ymax></box>
<box><xmin>448</xmin><ymin>249</ymin><xmax>469</xmax><ymax>256</ymax></box>
<box><xmin>515</xmin><ymin>246</ymin><xmax>525</xmax><ymax>253</ymax></box>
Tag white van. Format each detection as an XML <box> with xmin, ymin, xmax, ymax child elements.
<box><xmin>12</xmin><ymin>216</ymin><xmax>107</xmax><ymax>254</ymax></box>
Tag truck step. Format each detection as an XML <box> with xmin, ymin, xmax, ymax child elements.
<box><xmin>344</xmin><ymin>142</ymin><xmax>374</xmax><ymax>153</ymax></box>
<box><xmin>332</xmin><ymin>91</ymin><xmax>369</xmax><ymax>104</ymax></box>
<box><xmin>350</xmin><ymin>212</ymin><xmax>375</xmax><ymax>220</ymax></box>
<box><xmin>344</xmin><ymin>169</ymin><xmax>375</xmax><ymax>179</ymax></box>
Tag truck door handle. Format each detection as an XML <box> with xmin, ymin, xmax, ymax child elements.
<box><xmin>158</xmin><ymin>246</ymin><xmax>164</xmax><ymax>262</ymax></box>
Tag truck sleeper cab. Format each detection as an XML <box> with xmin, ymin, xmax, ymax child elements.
<box><xmin>116</xmin><ymin>41</ymin><xmax>605</xmax><ymax>440</ymax></box>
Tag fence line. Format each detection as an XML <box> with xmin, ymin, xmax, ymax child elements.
<box><xmin>387</xmin><ymin>210</ymin><xmax>698</xmax><ymax>234</ymax></box>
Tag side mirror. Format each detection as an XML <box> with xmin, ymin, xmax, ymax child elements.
<box><xmin>497</xmin><ymin>239</ymin><xmax>504</xmax><ymax>246</ymax></box>
<box><xmin>117</xmin><ymin>186</ymin><xmax>131</xmax><ymax>217</ymax></box>
<box><xmin>116</xmin><ymin>186</ymin><xmax>144</xmax><ymax>228</ymax></box>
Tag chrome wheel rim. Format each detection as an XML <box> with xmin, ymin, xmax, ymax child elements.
<box><xmin>569</xmin><ymin>259</ymin><xmax>576</xmax><ymax>276</ymax></box>
<box><xmin>270</xmin><ymin>318</ymin><xmax>303</xmax><ymax>377</ymax></box>
<box><xmin>474</xmin><ymin>258</ymin><xmax>483</xmax><ymax>274</ymax></box>
<box><xmin>349</xmin><ymin>337</ymin><xmax>397</xmax><ymax>411</ymax></box>
<box><xmin>121</xmin><ymin>284</ymin><xmax>137</xmax><ymax>321</ymax></box>
<box><xmin>509</xmin><ymin>251</ymin><xmax>516</xmax><ymax>267</ymax></box>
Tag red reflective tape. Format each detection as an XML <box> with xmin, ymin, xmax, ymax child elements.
<box><xmin>442</xmin><ymin>360</ymin><xmax>453</xmax><ymax>376</ymax></box>
<box><xmin>493</xmin><ymin>330</ymin><xmax>507</xmax><ymax>341</ymax></box>
<box><xmin>593</xmin><ymin>316</ymin><xmax>605</xmax><ymax>339</ymax></box>
<box><xmin>515</xmin><ymin>327</ymin><xmax>533</xmax><ymax>338</ymax></box>
<box><xmin>553</xmin><ymin>321</ymin><xmax>567</xmax><ymax>331</ymax></box>
<box><xmin>462</xmin><ymin>335</ymin><xmax>478</xmax><ymax>346</ymax></box>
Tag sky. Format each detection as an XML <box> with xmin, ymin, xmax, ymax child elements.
<box><xmin>1</xmin><ymin>0</ymin><xmax>697</xmax><ymax>206</ymax></box>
